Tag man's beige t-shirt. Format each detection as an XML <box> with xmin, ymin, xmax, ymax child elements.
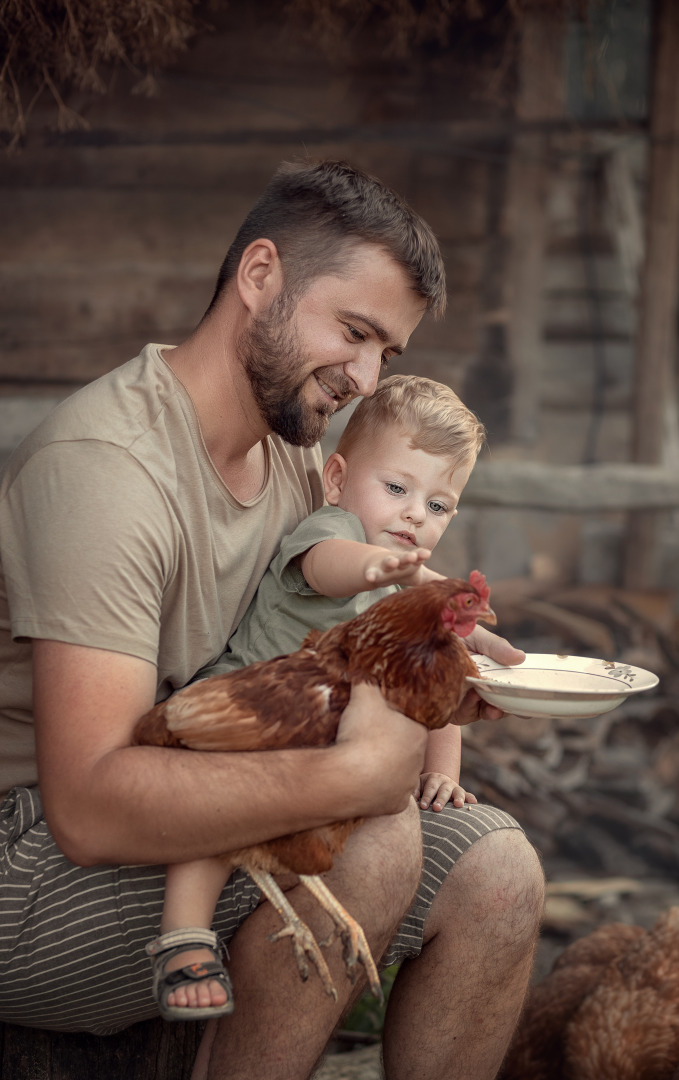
<box><xmin>0</xmin><ymin>344</ymin><xmax>324</xmax><ymax>797</ymax></box>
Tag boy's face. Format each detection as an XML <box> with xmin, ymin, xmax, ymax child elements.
<box><xmin>324</xmin><ymin>426</ymin><xmax>473</xmax><ymax>554</ymax></box>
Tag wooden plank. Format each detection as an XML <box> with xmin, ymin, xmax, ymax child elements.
<box><xmin>542</xmin><ymin>292</ymin><xmax>635</xmax><ymax>338</ymax></box>
<box><xmin>505</xmin><ymin>8</ymin><xmax>566</xmax><ymax>443</ymax></box>
<box><xmin>624</xmin><ymin>0</ymin><xmax>679</xmax><ymax>586</ymax></box>
<box><xmin>0</xmin><ymin>1018</ymin><xmax>203</xmax><ymax>1080</ymax></box>
<box><xmin>464</xmin><ymin>462</ymin><xmax>679</xmax><ymax>512</ymax></box>
<box><xmin>538</xmin><ymin>340</ymin><xmax>633</xmax><ymax>410</ymax></box>
<box><xmin>604</xmin><ymin>141</ymin><xmax>645</xmax><ymax>297</ymax></box>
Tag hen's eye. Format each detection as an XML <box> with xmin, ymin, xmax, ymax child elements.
<box><xmin>381</xmin><ymin>355</ymin><xmax>390</xmax><ymax>369</ymax></box>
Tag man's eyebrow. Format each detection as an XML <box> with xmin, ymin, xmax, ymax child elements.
<box><xmin>338</xmin><ymin>310</ymin><xmax>404</xmax><ymax>355</ymax></box>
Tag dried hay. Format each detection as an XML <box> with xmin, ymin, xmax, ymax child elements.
<box><xmin>284</xmin><ymin>0</ymin><xmax>578</xmax><ymax>61</ymax></box>
<box><xmin>0</xmin><ymin>0</ymin><xmax>581</xmax><ymax>144</ymax></box>
<box><xmin>0</xmin><ymin>0</ymin><xmax>205</xmax><ymax>143</ymax></box>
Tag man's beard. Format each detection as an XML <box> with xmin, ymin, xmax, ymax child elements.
<box><xmin>238</xmin><ymin>296</ymin><xmax>352</xmax><ymax>448</ymax></box>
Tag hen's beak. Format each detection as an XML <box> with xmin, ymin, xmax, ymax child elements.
<box><xmin>479</xmin><ymin>604</ymin><xmax>497</xmax><ymax>627</ymax></box>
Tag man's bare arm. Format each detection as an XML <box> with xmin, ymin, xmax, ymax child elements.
<box><xmin>33</xmin><ymin>639</ymin><xmax>427</xmax><ymax>867</ymax></box>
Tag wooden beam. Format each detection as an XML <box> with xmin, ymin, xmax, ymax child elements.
<box><xmin>464</xmin><ymin>462</ymin><xmax>679</xmax><ymax>512</ymax></box>
<box><xmin>0</xmin><ymin>1018</ymin><xmax>202</xmax><ymax>1080</ymax></box>
<box><xmin>505</xmin><ymin>8</ymin><xmax>565</xmax><ymax>443</ymax></box>
<box><xmin>624</xmin><ymin>0</ymin><xmax>679</xmax><ymax>586</ymax></box>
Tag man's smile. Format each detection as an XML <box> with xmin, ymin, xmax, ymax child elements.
<box><xmin>316</xmin><ymin>375</ymin><xmax>339</xmax><ymax>401</ymax></box>
<box><xmin>313</xmin><ymin>373</ymin><xmax>353</xmax><ymax>409</ymax></box>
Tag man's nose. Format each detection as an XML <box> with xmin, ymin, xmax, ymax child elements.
<box><xmin>344</xmin><ymin>351</ymin><xmax>382</xmax><ymax>398</ymax></box>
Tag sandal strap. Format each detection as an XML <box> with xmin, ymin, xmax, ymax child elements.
<box><xmin>145</xmin><ymin>926</ymin><xmax>220</xmax><ymax>959</ymax></box>
<box><xmin>162</xmin><ymin>960</ymin><xmax>227</xmax><ymax>989</ymax></box>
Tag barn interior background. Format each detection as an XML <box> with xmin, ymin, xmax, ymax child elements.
<box><xmin>1</xmin><ymin>0</ymin><xmax>678</xmax><ymax>1076</ymax></box>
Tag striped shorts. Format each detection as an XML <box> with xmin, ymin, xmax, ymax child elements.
<box><xmin>0</xmin><ymin>786</ymin><xmax>522</xmax><ymax>1035</ymax></box>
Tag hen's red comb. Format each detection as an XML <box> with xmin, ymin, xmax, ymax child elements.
<box><xmin>469</xmin><ymin>569</ymin><xmax>490</xmax><ymax>602</ymax></box>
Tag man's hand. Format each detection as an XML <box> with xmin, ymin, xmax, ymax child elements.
<box><xmin>464</xmin><ymin>624</ymin><xmax>526</xmax><ymax>666</ymax></box>
<box><xmin>334</xmin><ymin>683</ymin><xmax>427</xmax><ymax>817</ymax></box>
<box><xmin>458</xmin><ymin>625</ymin><xmax>526</xmax><ymax>723</ymax></box>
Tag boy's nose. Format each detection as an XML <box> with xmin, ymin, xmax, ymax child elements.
<box><xmin>403</xmin><ymin>503</ymin><xmax>425</xmax><ymax>526</ymax></box>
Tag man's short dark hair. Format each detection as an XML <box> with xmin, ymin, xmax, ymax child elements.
<box><xmin>208</xmin><ymin>159</ymin><xmax>447</xmax><ymax>317</ymax></box>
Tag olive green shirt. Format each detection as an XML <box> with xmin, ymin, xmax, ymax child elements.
<box><xmin>197</xmin><ymin>505</ymin><xmax>398</xmax><ymax>677</ymax></box>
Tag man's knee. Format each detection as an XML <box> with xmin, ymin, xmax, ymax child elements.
<box><xmin>456</xmin><ymin>828</ymin><xmax>544</xmax><ymax>930</ymax></box>
<box><xmin>425</xmin><ymin>826</ymin><xmax>544</xmax><ymax>953</ymax></box>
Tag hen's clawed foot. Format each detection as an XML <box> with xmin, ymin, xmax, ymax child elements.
<box><xmin>299</xmin><ymin>873</ymin><xmax>383</xmax><ymax>1003</ymax></box>
<box><xmin>246</xmin><ymin>866</ymin><xmax>338</xmax><ymax>1001</ymax></box>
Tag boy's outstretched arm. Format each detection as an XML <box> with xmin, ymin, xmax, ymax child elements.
<box><xmin>300</xmin><ymin>538</ymin><xmax>437</xmax><ymax>597</ymax></box>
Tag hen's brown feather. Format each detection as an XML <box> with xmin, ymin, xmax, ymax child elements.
<box><xmin>133</xmin><ymin>577</ymin><xmax>494</xmax><ymax>996</ymax></box>
<box><xmin>499</xmin><ymin>910</ymin><xmax>679</xmax><ymax>1080</ymax></box>
<box><xmin>144</xmin><ymin>651</ymin><xmax>350</xmax><ymax>753</ymax></box>
<box><xmin>135</xmin><ymin>579</ymin><xmax>487</xmax><ymax>761</ymax></box>
<box><xmin>134</xmin><ymin>578</ymin><xmax>492</xmax><ymax>876</ymax></box>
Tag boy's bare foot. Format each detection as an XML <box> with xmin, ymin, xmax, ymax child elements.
<box><xmin>164</xmin><ymin>947</ymin><xmax>229</xmax><ymax>1010</ymax></box>
<box><xmin>146</xmin><ymin>927</ymin><xmax>234</xmax><ymax>1020</ymax></box>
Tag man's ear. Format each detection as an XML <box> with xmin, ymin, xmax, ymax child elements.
<box><xmin>236</xmin><ymin>239</ymin><xmax>284</xmax><ymax>314</ymax></box>
<box><xmin>323</xmin><ymin>453</ymin><xmax>349</xmax><ymax>506</ymax></box>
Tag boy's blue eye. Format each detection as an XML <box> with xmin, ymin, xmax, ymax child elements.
<box><xmin>428</xmin><ymin>501</ymin><xmax>447</xmax><ymax>515</ymax></box>
<box><xmin>386</xmin><ymin>483</ymin><xmax>405</xmax><ymax>495</ymax></box>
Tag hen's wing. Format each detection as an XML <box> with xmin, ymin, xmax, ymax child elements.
<box><xmin>134</xmin><ymin>649</ymin><xmax>350</xmax><ymax>753</ymax></box>
<box><xmin>565</xmin><ymin>908</ymin><xmax>679</xmax><ymax>1080</ymax></box>
<box><xmin>379</xmin><ymin>638</ymin><xmax>479</xmax><ymax>729</ymax></box>
<box><xmin>499</xmin><ymin>923</ymin><xmax>647</xmax><ymax>1080</ymax></box>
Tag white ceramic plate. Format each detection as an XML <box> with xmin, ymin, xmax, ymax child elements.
<box><xmin>466</xmin><ymin>653</ymin><xmax>659</xmax><ymax>719</ymax></box>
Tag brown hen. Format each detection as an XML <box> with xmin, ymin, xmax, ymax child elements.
<box><xmin>499</xmin><ymin>907</ymin><xmax>679</xmax><ymax>1080</ymax></box>
<box><xmin>134</xmin><ymin>573</ymin><xmax>495</xmax><ymax>1000</ymax></box>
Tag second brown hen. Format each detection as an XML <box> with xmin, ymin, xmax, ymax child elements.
<box><xmin>499</xmin><ymin>907</ymin><xmax>679</xmax><ymax>1080</ymax></box>
<box><xmin>134</xmin><ymin>573</ymin><xmax>495</xmax><ymax>1001</ymax></box>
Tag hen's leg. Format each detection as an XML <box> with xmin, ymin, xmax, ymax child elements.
<box><xmin>299</xmin><ymin>873</ymin><xmax>383</xmax><ymax>1002</ymax></box>
<box><xmin>244</xmin><ymin>866</ymin><xmax>338</xmax><ymax>1001</ymax></box>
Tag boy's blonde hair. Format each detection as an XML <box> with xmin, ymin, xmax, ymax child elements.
<box><xmin>336</xmin><ymin>374</ymin><xmax>485</xmax><ymax>469</ymax></box>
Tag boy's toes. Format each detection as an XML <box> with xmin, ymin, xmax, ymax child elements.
<box><xmin>147</xmin><ymin>931</ymin><xmax>234</xmax><ymax>1019</ymax></box>
<box><xmin>195</xmin><ymin>979</ymin><xmax>227</xmax><ymax>1009</ymax></box>
<box><xmin>167</xmin><ymin>986</ymin><xmax>189</xmax><ymax>1009</ymax></box>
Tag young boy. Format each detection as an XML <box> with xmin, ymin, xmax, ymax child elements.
<box><xmin>146</xmin><ymin>374</ymin><xmax>486</xmax><ymax>1020</ymax></box>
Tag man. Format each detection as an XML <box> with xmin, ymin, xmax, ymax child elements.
<box><xmin>0</xmin><ymin>160</ymin><xmax>543</xmax><ymax>1079</ymax></box>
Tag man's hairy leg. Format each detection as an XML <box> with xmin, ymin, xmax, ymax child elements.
<box><xmin>191</xmin><ymin>801</ymin><xmax>423</xmax><ymax>1080</ymax></box>
<box><xmin>382</xmin><ymin>828</ymin><xmax>544</xmax><ymax>1080</ymax></box>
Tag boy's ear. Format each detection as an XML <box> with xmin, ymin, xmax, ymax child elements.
<box><xmin>236</xmin><ymin>239</ymin><xmax>284</xmax><ymax>314</ymax></box>
<box><xmin>323</xmin><ymin>453</ymin><xmax>348</xmax><ymax>505</ymax></box>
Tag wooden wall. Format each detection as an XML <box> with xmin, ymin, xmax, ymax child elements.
<box><xmin>2</xmin><ymin>3</ymin><xmax>673</xmax><ymax>597</ymax></box>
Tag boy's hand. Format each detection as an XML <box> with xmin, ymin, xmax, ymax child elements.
<box><xmin>414</xmin><ymin>771</ymin><xmax>478</xmax><ymax>812</ymax></box>
<box><xmin>363</xmin><ymin>547</ymin><xmax>431</xmax><ymax>587</ymax></box>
